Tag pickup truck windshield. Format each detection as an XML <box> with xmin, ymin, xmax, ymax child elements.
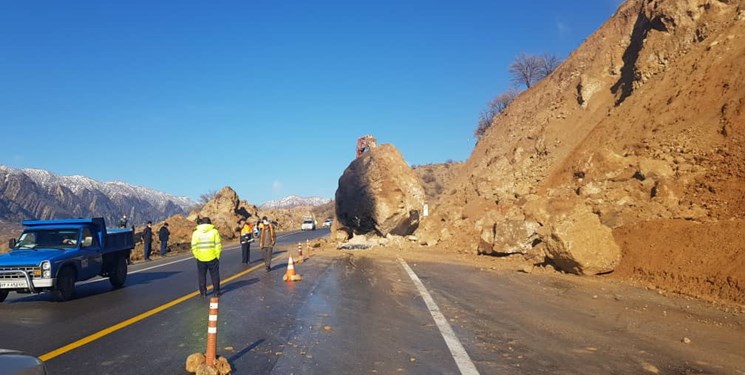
<box><xmin>14</xmin><ymin>229</ymin><xmax>81</xmax><ymax>250</ymax></box>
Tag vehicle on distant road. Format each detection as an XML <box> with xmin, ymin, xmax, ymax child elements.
<box><xmin>0</xmin><ymin>218</ymin><xmax>134</xmax><ymax>302</ymax></box>
<box><xmin>0</xmin><ymin>349</ymin><xmax>48</xmax><ymax>374</ymax></box>
<box><xmin>322</xmin><ymin>218</ymin><xmax>333</xmax><ymax>228</ymax></box>
<box><xmin>301</xmin><ymin>217</ymin><xmax>316</xmax><ymax>231</ymax></box>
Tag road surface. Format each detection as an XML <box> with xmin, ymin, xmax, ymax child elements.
<box><xmin>1</xmin><ymin>229</ymin><xmax>744</xmax><ymax>374</ymax></box>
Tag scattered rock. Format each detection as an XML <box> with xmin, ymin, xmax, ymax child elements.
<box><xmin>577</xmin><ymin>74</ymin><xmax>602</xmax><ymax>108</ymax></box>
<box><xmin>518</xmin><ymin>265</ymin><xmax>534</xmax><ymax>274</ymax></box>
<box><xmin>333</xmin><ymin>227</ymin><xmax>352</xmax><ymax>242</ymax></box>
<box><xmin>215</xmin><ymin>357</ymin><xmax>232</xmax><ymax>375</ymax></box>
<box><xmin>544</xmin><ymin>205</ymin><xmax>621</xmax><ymax>275</ymax></box>
<box><xmin>681</xmin><ymin>337</ymin><xmax>691</xmax><ymax>345</ymax></box>
<box><xmin>196</xmin><ymin>364</ymin><xmax>219</xmax><ymax>375</ymax></box>
<box><xmin>186</xmin><ymin>353</ymin><xmax>206</xmax><ymax>373</ymax></box>
<box><xmin>337</xmin><ymin>243</ymin><xmax>371</xmax><ymax>250</ymax></box>
<box><xmin>187</xmin><ymin>354</ymin><xmax>231</xmax><ymax>375</ymax></box>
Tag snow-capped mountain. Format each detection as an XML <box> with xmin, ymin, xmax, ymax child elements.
<box><xmin>260</xmin><ymin>195</ymin><xmax>331</xmax><ymax>209</ymax></box>
<box><xmin>0</xmin><ymin>164</ymin><xmax>194</xmax><ymax>225</ymax></box>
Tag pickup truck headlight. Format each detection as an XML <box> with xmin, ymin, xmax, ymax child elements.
<box><xmin>41</xmin><ymin>261</ymin><xmax>51</xmax><ymax>278</ymax></box>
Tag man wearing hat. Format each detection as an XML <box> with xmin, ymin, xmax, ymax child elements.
<box><xmin>191</xmin><ymin>217</ymin><xmax>222</xmax><ymax>296</ymax></box>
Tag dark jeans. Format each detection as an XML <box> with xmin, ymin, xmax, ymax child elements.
<box><xmin>262</xmin><ymin>247</ymin><xmax>273</xmax><ymax>270</ymax></box>
<box><xmin>196</xmin><ymin>259</ymin><xmax>220</xmax><ymax>295</ymax></box>
<box><xmin>241</xmin><ymin>242</ymin><xmax>251</xmax><ymax>264</ymax></box>
<box><xmin>160</xmin><ymin>241</ymin><xmax>168</xmax><ymax>256</ymax></box>
<box><xmin>144</xmin><ymin>242</ymin><xmax>152</xmax><ymax>260</ymax></box>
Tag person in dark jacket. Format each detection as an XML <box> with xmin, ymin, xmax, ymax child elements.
<box><xmin>159</xmin><ymin>223</ymin><xmax>170</xmax><ymax>257</ymax></box>
<box><xmin>143</xmin><ymin>221</ymin><xmax>153</xmax><ymax>261</ymax></box>
<box><xmin>258</xmin><ymin>216</ymin><xmax>276</xmax><ymax>271</ymax></box>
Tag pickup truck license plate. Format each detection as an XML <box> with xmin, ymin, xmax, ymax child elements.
<box><xmin>0</xmin><ymin>280</ymin><xmax>28</xmax><ymax>288</ymax></box>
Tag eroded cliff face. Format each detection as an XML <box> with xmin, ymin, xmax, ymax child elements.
<box><xmin>420</xmin><ymin>0</ymin><xmax>745</xmax><ymax>298</ymax></box>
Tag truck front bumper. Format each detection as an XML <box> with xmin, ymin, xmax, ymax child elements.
<box><xmin>0</xmin><ymin>270</ymin><xmax>54</xmax><ymax>293</ymax></box>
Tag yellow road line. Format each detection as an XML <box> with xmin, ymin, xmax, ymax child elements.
<box><xmin>39</xmin><ymin>255</ymin><xmax>285</xmax><ymax>362</ymax></box>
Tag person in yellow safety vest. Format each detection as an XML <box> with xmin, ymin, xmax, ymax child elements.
<box><xmin>239</xmin><ymin>218</ymin><xmax>254</xmax><ymax>265</ymax></box>
<box><xmin>191</xmin><ymin>217</ymin><xmax>223</xmax><ymax>297</ymax></box>
<box><xmin>258</xmin><ymin>216</ymin><xmax>276</xmax><ymax>272</ymax></box>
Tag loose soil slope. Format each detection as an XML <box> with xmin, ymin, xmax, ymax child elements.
<box><xmin>413</xmin><ymin>162</ymin><xmax>463</xmax><ymax>203</ymax></box>
<box><xmin>420</xmin><ymin>0</ymin><xmax>745</xmax><ymax>305</ymax></box>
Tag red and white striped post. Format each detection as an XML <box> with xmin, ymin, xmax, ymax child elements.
<box><xmin>205</xmin><ymin>297</ymin><xmax>219</xmax><ymax>366</ymax></box>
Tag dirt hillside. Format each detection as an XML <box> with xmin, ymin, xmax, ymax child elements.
<box><xmin>413</xmin><ymin>162</ymin><xmax>463</xmax><ymax>203</ymax></box>
<box><xmin>419</xmin><ymin>0</ymin><xmax>745</xmax><ymax>305</ymax></box>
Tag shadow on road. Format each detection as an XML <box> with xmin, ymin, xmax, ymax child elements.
<box><xmin>228</xmin><ymin>338</ymin><xmax>265</xmax><ymax>367</ymax></box>
<box><xmin>221</xmin><ymin>278</ymin><xmax>259</xmax><ymax>294</ymax></box>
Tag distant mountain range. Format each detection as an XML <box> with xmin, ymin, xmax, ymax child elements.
<box><xmin>260</xmin><ymin>195</ymin><xmax>332</xmax><ymax>209</ymax></box>
<box><xmin>0</xmin><ymin>165</ymin><xmax>194</xmax><ymax>225</ymax></box>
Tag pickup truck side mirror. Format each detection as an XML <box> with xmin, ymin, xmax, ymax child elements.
<box><xmin>8</xmin><ymin>239</ymin><xmax>16</xmax><ymax>249</ymax></box>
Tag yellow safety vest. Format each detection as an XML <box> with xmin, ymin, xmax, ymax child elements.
<box><xmin>191</xmin><ymin>224</ymin><xmax>222</xmax><ymax>261</ymax></box>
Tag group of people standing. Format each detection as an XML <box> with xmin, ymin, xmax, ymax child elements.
<box><xmin>238</xmin><ymin>216</ymin><xmax>276</xmax><ymax>271</ymax></box>
<box><xmin>258</xmin><ymin>217</ymin><xmax>277</xmax><ymax>271</ymax></box>
<box><xmin>131</xmin><ymin>215</ymin><xmax>276</xmax><ymax>298</ymax></box>
<box><xmin>141</xmin><ymin>221</ymin><xmax>170</xmax><ymax>262</ymax></box>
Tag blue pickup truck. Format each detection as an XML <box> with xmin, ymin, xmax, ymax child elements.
<box><xmin>0</xmin><ymin>218</ymin><xmax>134</xmax><ymax>302</ymax></box>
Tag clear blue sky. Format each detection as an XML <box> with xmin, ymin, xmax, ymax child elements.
<box><xmin>0</xmin><ymin>0</ymin><xmax>622</xmax><ymax>204</ymax></box>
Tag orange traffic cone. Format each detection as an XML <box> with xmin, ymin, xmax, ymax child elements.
<box><xmin>283</xmin><ymin>256</ymin><xmax>303</xmax><ymax>282</ymax></box>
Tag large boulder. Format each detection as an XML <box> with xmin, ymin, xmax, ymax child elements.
<box><xmin>335</xmin><ymin>144</ymin><xmax>426</xmax><ymax>236</ymax></box>
<box><xmin>544</xmin><ymin>205</ymin><xmax>621</xmax><ymax>275</ymax></box>
<box><xmin>187</xmin><ymin>186</ymin><xmax>258</xmax><ymax>240</ymax></box>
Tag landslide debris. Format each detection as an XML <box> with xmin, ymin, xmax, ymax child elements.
<box><xmin>418</xmin><ymin>0</ymin><xmax>745</xmax><ymax>304</ymax></box>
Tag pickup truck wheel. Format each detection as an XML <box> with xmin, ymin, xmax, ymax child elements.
<box><xmin>53</xmin><ymin>267</ymin><xmax>76</xmax><ymax>302</ymax></box>
<box><xmin>109</xmin><ymin>255</ymin><xmax>127</xmax><ymax>289</ymax></box>
<box><xmin>0</xmin><ymin>290</ymin><xmax>8</xmax><ymax>303</ymax></box>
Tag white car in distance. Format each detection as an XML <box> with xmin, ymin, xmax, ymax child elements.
<box><xmin>301</xmin><ymin>218</ymin><xmax>316</xmax><ymax>231</ymax></box>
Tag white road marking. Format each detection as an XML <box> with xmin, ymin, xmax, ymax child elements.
<box><xmin>398</xmin><ymin>257</ymin><xmax>481</xmax><ymax>375</ymax></box>
<box><xmin>78</xmin><ymin>257</ymin><xmax>194</xmax><ymax>285</ymax></box>
<box><xmin>78</xmin><ymin>231</ymin><xmax>303</xmax><ymax>286</ymax></box>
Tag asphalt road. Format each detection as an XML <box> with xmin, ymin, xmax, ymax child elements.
<box><xmin>1</xmin><ymin>230</ymin><xmax>744</xmax><ymax>374</ymax></box>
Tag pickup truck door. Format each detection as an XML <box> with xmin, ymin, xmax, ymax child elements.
<box><xmin>78</xmin><ymin>227</ymin><xmax>103</xmax><ymax>279</ymax></box>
